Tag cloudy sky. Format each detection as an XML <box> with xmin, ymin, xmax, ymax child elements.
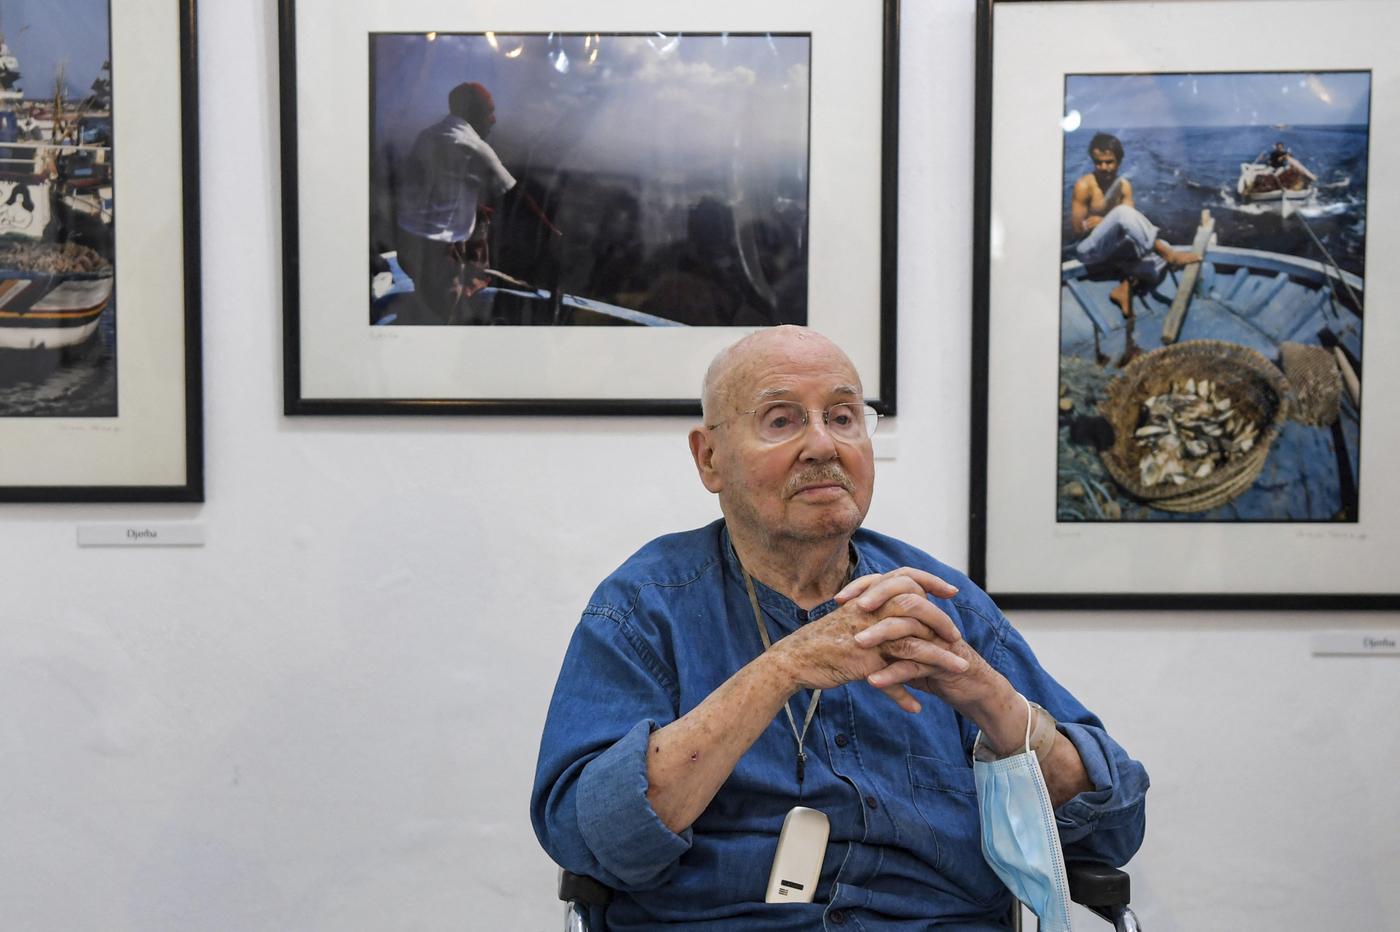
<box><xmin>1066</xmin><ymin>71</ymin><xmax>1371</xmax><ymax>129</ymax></box>
<box><xmin>372</xmin><ymin>32</ymin><xmax>810</xmax><ymax>181</ymax></box>
<box><xmin>0</xmin><ymin>0</ymin><xmax>109</xmax><ymax>100</ymax></box>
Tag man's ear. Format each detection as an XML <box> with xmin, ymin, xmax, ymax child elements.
<box><xmin>689</xmin><ymin>427</ymin><xmax>723</xmax><ymax>493</ymax></box>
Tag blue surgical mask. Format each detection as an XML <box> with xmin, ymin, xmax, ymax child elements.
<box><xmin>973</xmin><ymin>696</ymin><xmax>1074</xmax><ymax>932</ymax></box>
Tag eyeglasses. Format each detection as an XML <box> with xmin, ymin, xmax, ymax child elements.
<box><xmin>707</xmin><ymin>401</ymin><xmax>881</xmax><ymax>444</ymax></box>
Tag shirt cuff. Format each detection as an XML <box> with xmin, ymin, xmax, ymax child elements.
<box><xmin>576</xmin><ymin>718</ymin><xmax>693</xmax><ymax>887</ymax></box>
<box><xmin>1053</xmin><ymin>722</ymin><xmax>1118</xmax><ymax>828</ymax></box>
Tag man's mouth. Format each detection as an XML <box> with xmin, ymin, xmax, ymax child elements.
<box><xmin>793</xmin><ymin>484</ymin><xmax>847</xmax><ymax>501</ymax></box>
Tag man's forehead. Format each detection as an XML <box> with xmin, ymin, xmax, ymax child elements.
<box><xmin>702</xmin><ymin>327</ymin><xmax>864</xmax><ymax>419</ymax></box>
<box><xmin>729</xmin><ymin>340</ymin><xmax>860</xmax><ymax>395</ymax></box>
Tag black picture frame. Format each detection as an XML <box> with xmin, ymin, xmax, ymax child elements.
<box><xmin>279</xmin><ymin>0</ymin><xmax>898</xmax><ymax>416</ymax></box>
<box><xmin>0</xmin><ymin>0</ymin><xmax>203</xmax><ymax>502</ymax></box>
<box><xmin>970</xmin><ymin>0</ymin><xmax>1398</xmax><ymax>609</ymax></box>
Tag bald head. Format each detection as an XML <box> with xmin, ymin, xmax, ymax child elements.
<box><xmin>689</xmin><ymin>325</ymin><xmax>875</xmax><ymax>556</ymax></box>
<box><xmin>701</xmin><ymin>326</ymin><xmax>860</xmax><ymax>424</ymax></box>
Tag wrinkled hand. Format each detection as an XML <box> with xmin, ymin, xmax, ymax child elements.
<box><xmin>835</xmin><ymin>568</ymin><xmax>994</xmax><ymax>713</ymax></box>
<box><xmin>766</xmin><ymin>600</ymin><xmax>895</xmax><ymax>692</ymax></box>
<box><xmin>768</xmin><ymin>569</ymin><xmax>970</xmax><ymax>714</ymax></box>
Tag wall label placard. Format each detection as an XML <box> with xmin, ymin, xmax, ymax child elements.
<box><xmin>77</xmin><ymin>523</ymin><xmax>206</xmax><ymax>547</ymax></box>
<box><xmin>1311</xmin><ymin>633</ymin><xmax>1400</xmax><ymax>657</ymax></box>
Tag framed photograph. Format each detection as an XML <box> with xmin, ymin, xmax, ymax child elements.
<box><xmin>0</xmin><ymin>0</ymin><xmax>202</xmax><ymax>502</ymax></box>
<box><xmin>280</xmin><ymin>0</ymin><xmax>898</xmax><ymax>415</ymax></box>
<box><xmin>971</xmin><ymin>0</ymin><xmax>1398</xmax><ymax>608</ymax></box>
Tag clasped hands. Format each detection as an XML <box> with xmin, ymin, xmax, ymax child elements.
<box><xmin>767</xmin><ymin>568</ymin><xmax>988</xmax><ymax>714</ymax></box>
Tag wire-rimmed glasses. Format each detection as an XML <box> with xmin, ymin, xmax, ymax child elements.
<box><xmin>707</xmin><ymin>401</ymin><xmax>881</xmax><ymax>444</ymax></box>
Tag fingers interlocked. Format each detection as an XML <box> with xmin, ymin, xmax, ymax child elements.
<box><xmin>830</xmin><ymin>568</ymin><xmax>970</xmax><ymax>712</ymax></box>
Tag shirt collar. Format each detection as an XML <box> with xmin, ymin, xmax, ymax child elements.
<box><xmin>719</xmin><ymin>523</ymin><xmax>863</xmax><ymax>624</ymax></box>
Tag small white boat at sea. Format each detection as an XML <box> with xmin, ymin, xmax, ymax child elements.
<box><xmin>1237</xmin><ymin>161</ymin><xmax>1315</xmax><ymax>204</ymax></box>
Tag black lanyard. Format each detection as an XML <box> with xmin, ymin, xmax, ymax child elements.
<box><xmin>742</xmin><ymin>567</ymin><xmax>821</xmax><ymax>785</ymax></box>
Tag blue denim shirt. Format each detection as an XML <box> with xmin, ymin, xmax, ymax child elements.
<box><xmin>531</xmin><ymin>521</ymin><xmax>1149</xmax><ymax>930</ymax></box>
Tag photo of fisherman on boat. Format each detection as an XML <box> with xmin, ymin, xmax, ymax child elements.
<box><xmin>369</xmin><ymin>32</ymin><xmax>810</xmax><ymax>328</ymax></box>
<box><xmin>0</xmin><ymin>1</ymin><xmax>115</xmax><ymax>418</ymax></box>
<box><xmin>1056</xmin><ymin>71</ymin><xmax>1369</xmax><ymax>522</ymax></box>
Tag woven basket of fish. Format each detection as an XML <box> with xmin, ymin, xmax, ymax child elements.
<box><xmin>1099</xmin><ymin>340</ymin><xmax>1291</xmax><ymax>513</ymax></box>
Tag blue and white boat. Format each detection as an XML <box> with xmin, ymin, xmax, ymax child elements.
<box><xmin>1059</xmin><ymin>209</ymin><xmax>1363</xmax><ymax>521</ymax></box>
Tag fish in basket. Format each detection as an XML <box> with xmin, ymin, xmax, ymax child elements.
<box><xmin>1098</xmin><ymin>340</ymin><xmax>1291</xmax><ymax>513</ymax></box>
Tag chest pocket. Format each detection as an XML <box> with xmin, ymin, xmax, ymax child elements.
<box><xmin>906</xmin><ymin>753</ymin><xmax>1007</xmax><ymax>908</ymax></box>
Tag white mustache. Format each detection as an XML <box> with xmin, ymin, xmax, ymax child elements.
<box><xmin>785</xmin><ymin>466</ymin><xmax>853</xmax><ymax>496</ymax></box>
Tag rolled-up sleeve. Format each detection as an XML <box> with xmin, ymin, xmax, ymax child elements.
<box><xmin>531</xmin><ymin>609</ymin><xmax>693</xmax><ymax>890</ymax></box>
<box><xmin>576</xmin><ymin>719</ymin><xmax>693</xmax><ymax>884</ymax></box>
<box><xmin>1053</xmin><ymin>720</ymin><xmax>1148</xmax><ymax>864</ymax></box>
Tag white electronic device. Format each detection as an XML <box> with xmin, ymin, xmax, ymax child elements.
<box><xmin>764</xmin><ymin>806</ymin><xmax>830</xmax><ymax>904</ymax></box>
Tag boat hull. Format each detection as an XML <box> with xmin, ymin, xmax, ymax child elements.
<box><xmin>0</xmin><ymin>316</ymin><xmax>100</xmax><ymax>349</ymax></box>
<box><xmin>1240</xmin><ymin>186</ymin><xmax>1312</xmax><ymax>204</ymax></box>
<box><xmin>0</xmin><ymin>275</ymin><xmax>112</xmax><ymax>349</ymax></box>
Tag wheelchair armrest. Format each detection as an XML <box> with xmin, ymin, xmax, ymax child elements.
<box><xmin>1067</xmin><ymin>861</ymin><xmax>1130</xmax><ymax>907</ymax></box>
<box><xmin>558</xmin><ymin>865</ymin><xmax>1131</xmax><ymax>924</ymax></box>
<box><xmin>559</xmin><ymin>869</ymin><xmax>613</xmax><ymax>908</ymax></box>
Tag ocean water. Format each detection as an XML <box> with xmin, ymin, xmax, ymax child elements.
<box><xmin>1062</xmin><ymin>124</ymin><xmax>1369</xmax><ymax>278</ymax></box>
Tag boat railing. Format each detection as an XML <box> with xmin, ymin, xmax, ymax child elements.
<box><xmin>0</xmin><ymin>140</ymin><xmax>111</xmax><ymax>155</ymax></box>
<box><xmin>1064</xmin><ymin>248</ymin><xmax>1360</xmax><ymax>293</ymax></box>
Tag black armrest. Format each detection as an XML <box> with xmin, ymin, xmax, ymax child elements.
<box><xmin>559</xmin><ymin>869</ymin><xmax>613</xmax><ymax>908</ymax></box>
<box><xmin>1067</xmin><ymin>862</ymin><xmax>1130</xmax><ymax>908</ymax></box>
<box><xmin>559</xmin><ymin>865</ymin><xmax>1127</xmax><ymax>915</ymax></box>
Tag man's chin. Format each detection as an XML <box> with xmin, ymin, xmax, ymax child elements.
<box><xmin>787</xmin><ymin>504</ymin><xmax>865</xmax><ymax>542</ymax></box>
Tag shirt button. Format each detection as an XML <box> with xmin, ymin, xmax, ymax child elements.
<box><xmin>829</xmin><ymin>909</ymin><xmax>847</xmax><ymax>925</ymax></box>
<box><xmin>865</xmin><ymin>795</ymin><xmax>879</xmax><ymax>810</ymax></box>
<box><xmin>834</xmin><ymin>733</ymin><xmax>849</xmax><ymax>748</ymax></box>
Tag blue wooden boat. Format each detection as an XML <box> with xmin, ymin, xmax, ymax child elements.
<box><xmin>1058</xmin><ymin>211</ymin><xmax>1362</xmax><ymax>522</ymax></box>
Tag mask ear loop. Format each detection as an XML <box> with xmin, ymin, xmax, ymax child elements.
<box><xmin>1019</xmin><ymin>693</ymin><xmax>1033</xmax><ymax>755</ymax></box>
<box><xmin>973</xmin><ymin>693</ymin><xmax>1036</xmax><ymax>761</ymax></box>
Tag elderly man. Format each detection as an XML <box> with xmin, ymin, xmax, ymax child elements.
<box><xmin>531</xmin><ymin>327</ymin><xmax>1147</xmax><ymax>929</ymax></box>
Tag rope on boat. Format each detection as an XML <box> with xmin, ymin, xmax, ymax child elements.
<box><xmin>1057</xmin><ymin>465</ymin><xmax>1114</xmax><ymax>520</ymax></box>
<box><xmin>1287</xmin><ymin>207</ymin><xmax>1363</xmax><ymax>312</ymax></box>
<box><xmin>1081</xmin><ymin>475</ymin><xmax>1119</xmax><ymax>509</ymax></box>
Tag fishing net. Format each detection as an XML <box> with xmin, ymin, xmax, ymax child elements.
<box><xmin>0</xmin><ymin>241</ymin><xmax>111</xmax><ymax>275</ymax></box>
<box><xmin>1279</xmin><ymin>341</ymin><xmax>1342</xmax><ymax>427</ymax></box>
<box><xmin>1098</xmin><ymin>340</ymin><xmax>1291</xmax><ymax>513</ymax></box>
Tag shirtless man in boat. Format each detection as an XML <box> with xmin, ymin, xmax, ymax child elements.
<box><xmin>1069</xmin><ymin>133</ymin><xmax>1200</xmax><ymax>318</ymax></box>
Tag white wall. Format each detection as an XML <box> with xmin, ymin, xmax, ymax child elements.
<box><xmin>1</xmin><ymin>2</ymin><xmax>1395</xmax><ymax>930</ymax></box>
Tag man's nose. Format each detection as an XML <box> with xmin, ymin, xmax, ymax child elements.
<box><xmin>798</xmin><ymin>414</ymin><xmax>839</xmax><ymax>459</ymax></box>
